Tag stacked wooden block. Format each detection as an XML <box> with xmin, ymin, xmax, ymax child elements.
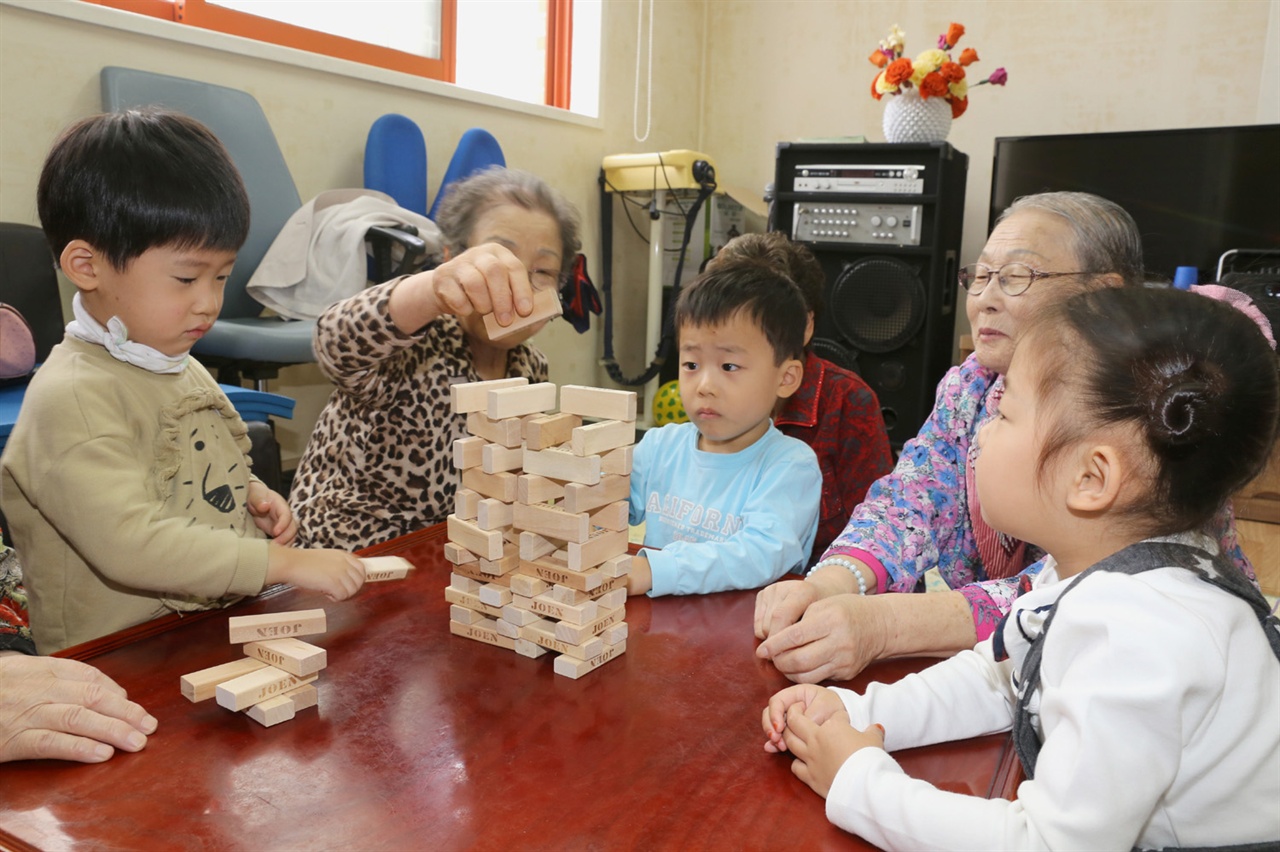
<box><xmin>445</xmin><ymin>377</ymin><xmax>635</xmax><ymax>679</ymax></box>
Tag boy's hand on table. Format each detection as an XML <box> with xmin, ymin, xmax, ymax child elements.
<box><xmin>247</xmin><ymin>480</ymin><xmax>298</xmax><ymax>545</ymax></box>
<box><xmin>626</xmin><ymin>552</ymin><xmax>652</xmax><ymax>596</ymax></box>
<box><xmin>0</xmin><ymin>655</ymin><xmax>157</xmax><ymax>764</ymax></box>
<box><xmin>268</xmin><ymin>545</ymin><xmax>366</xmax><ymax>601</ymax></box>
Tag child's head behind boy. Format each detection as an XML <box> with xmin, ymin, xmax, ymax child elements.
<box><xmin>37</xmin><ymin>108</ymin><xmax>249</xmax><ymax>357</ymax></box>
<box><xmin>673</xmin><ymin>260</ymin><xmax>807</xmax><ymax>453</ymax></box>
<box><xmin>707</xmin><ymin>232</ymin><xmax>826</xmax><ymax>345</ymax></box>
<box><xmin>976</xmin><ymin>285</ymin><xmax>1279</xmax><ymax>577</ymax></box>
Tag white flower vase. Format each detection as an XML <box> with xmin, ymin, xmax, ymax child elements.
<box><xmin>882</xmin><ymin>88</ymin><xmax>952</xmax><ymax>143</ymax></box>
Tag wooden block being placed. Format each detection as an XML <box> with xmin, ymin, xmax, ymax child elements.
<box><xmin>245</xmin><ymin>693</ymin><xmax>295</xmax><ymax>727</ymax></box>
<box><xmin>181</xmin><ymin>657</ymin><xmax>268</xmax><ymax>702</ymax></box>
<box><xmin>518</xmin><ymin>530</ymin><xmax>557</xmax><ymax>562</ymax></box>
<box><xmin>461</xmin><ymin>468</ymin><xmax>518</xmax><ymax>503</ymax></box>
<box><xmin>562</xmin><ymin>474</ymin><xmax>629</xmax><ymax>514</ymax></box>
<box><xmin>559</xmin><ymin>385</ymin><xmax>637</xmax><ymax>423</ymax></box>
<box><xmin>450</xmin><ymin>617</ymin><xmax>517</xmax><ymax>651</ymax></box>
<box><xmin>571</xmin><ymin>419</ymin><xmax>636</xmax><ymax>457</ymax></box>
<box><xmin>568</xmin><ymin>528</ymin><xmax>629</xmax><ymax>571</ymax></box>
<box><xmin>520</xmin><ymin>618</ymin><xmax>605</xmax><ymax>660</ymax></box>
<box><xmin>466</xmin><ymin>411</ymin><xmax>523</xmax><ymax>448</ymax></box>
<box><xmin>553</xmin><ymin>639</ymin><xmax>627</xmax><ymax>679</ymax></box>
<box><xmin>451</xmin><ymin>377</ymin><xmax>528</xmax><ymax>414</ymax></box>
<box><xmin>487</xmin><ymin>381</ymin><xmax>557</xmax><ymax>420</ymax></box>
<box><xmin>454</xmin><ymin>488</ymin><xmax>480</xmax><ymax>521</ymax></box>
<box><xmin>589</xmin><ymin>500</ymin><xmax>629</xmax><ymax>532</ymax></box>
<box><xmin>601</xmin><ymin>554</ymin><xmax>632</xmax><ymax>578</ymax></box>
<box><xmin>244</xmin><ymin>638</ymin><xmax>327</xmax><ymax>677</ymax></box>
<box><xmin>601</xmin><ymin>445</ymin><xmax>634</xmax><ymax>476</ymax></box>
<box><xmin>523</xmin><ymin>446</ymin><xmax>601</xmax><ymax>486</ymax></box>
<box><xmin>453</xmin><ymin>435</ymin><xmax>486</xmax><ymax>470</ymax></box>
<box><xmin>513</xmin><ymin>501</ymin><xmax>590</xmax><ymax>544</ymax></box>
<box><xmin>228</xmin><ymin>610</ymin><xmax>327</xmax><ymax>645</ymax></box>
<box><xmin>517</xmin><ymin>474</ymin><xmax>565</xmax><ymax>505</ymax></box>
<box><xmin>444</xmin><ymin>541</ymin><xmax>478</xmax><ymax>565</ymax></box>
<box><xmin>481</xmin><ymin>284</ymin><xmax>563</xmax><ymax>342</ymax></box>
<box><xmin>523</xmin><ymin>412</ymin><xmax>582</xmax><ymax>451</ymax></box>
<box><xmin>447</xmin><ymin>514</ymin><xmax>505</xmax><ymax>560</ymax></box>
<box><xmin>476</xmin><ymin>498</ymin><xmax>514</xmax><ymax>531</ymax></box>
<box><xmin>514</xmin><ymin>638</ymin><xmax>549</xmax><ymax>659</ymax></box>
<box><xmin>555</xmin><ymin>605</ymin><xmax>627</xmax><ymax>644</ymax></box>
<box><xmin>510</xmin><ymin>573</ymin><xmax>551</xmax><ymax>597</ymax></box>
<box><xmin>482</xmin><ymin>442</ymin><xmax>524</xmax><ymax>474</ymax></box>
<box><xmin>520</xmin><ymin>555</ymin><xmax>605</xmax><ymax>592</ymax></box>
<box><xmin>362</xmin><ymin>555</ymin><xmax>413</xmax><ymax>582</ymax></box>
<box><xmin>216</xmin><ymin>666</ymin><xmax>319</xmax><ymax>711</ymax></box>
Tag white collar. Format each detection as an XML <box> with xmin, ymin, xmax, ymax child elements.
<box><xmin>65</xmin><ymin>292</ymin><xmax>189</xmax><ymax>375</ymax></box>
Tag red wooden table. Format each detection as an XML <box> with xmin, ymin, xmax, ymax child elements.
<box><xmin>0</xmin><ymin>524</ymin><xmax>1019</xmax><ymax>851</ymax></box>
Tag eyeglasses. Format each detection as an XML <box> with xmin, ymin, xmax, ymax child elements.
<box><xmin>958</xmin><ymin>262</ymin><xmax>1092</xmax><ymax>297</ymax></box>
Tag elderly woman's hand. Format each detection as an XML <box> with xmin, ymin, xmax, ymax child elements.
<box><xmin>390</xmin><ymin>243</ymin><xmax>536</xmax><ymax>334</ymax></box>
<box><xmin>0</xmin><ymin>654</ymin><xmax>157</xmax><ymax>763</ymax></box>
<box><xmin>755</xmin><ymin>594</ymin><xmax>890</xmax><ymax>683</ymax></box>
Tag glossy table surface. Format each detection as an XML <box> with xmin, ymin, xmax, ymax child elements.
<box><xmin>0</xmin><ymin>524</ymin><xmax>1019</xmax><ymax>851</ymax></box>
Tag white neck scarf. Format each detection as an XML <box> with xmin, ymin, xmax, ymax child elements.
<box><xmin>65</xmin><ymin>292</ymin><xmax>189</xmax><ymax>375</ymax></box>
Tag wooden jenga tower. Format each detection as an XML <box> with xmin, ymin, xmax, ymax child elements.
<box><xmin>445</xmin><ymin>377</ymin><xmax>635</xmax><ymax>678</ymax></box>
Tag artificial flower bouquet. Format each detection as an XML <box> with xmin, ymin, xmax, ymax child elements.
<box><xmin>869</xmin><ymin>22</ymin><xmax>1007</xmax><ymax>119</ymax></box>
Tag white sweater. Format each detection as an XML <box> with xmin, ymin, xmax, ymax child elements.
<box><xmin>827</xmin><ymin>536</ymin><xmax>1280</xmax><ymax>850</ymax></box>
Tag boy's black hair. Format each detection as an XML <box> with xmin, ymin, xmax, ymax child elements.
<box><xmin>673</xmin><ymin>259</ymin><xmax>808</xmax><ymax>364</ymax></box>
<box><xmin>37</xmin><ymin>108</ymin><xmax>250</xmax><ymax>270</ymax></box>
<box><xmin>1031</xmin><ymin>286</ymin><xmax>1279</xmax><ymax>536</ymax></box>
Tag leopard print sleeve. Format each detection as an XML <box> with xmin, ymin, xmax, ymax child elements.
<box><xmin>312</xmin><ymin>278</ymin><xmax>423</xmax><ymax>401</ymax></box>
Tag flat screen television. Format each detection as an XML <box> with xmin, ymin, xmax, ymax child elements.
<box><xmin>989</xmin><ymin>124</ymin><xmax>1280</xmax><ymax>284</ymax></box>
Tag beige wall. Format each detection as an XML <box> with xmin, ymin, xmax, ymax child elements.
<box><xmin>2</xmin><ymin>0</ymin><xmax>1276</xmax><ymax>463</ymax></box>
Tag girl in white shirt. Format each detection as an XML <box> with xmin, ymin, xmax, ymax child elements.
<box><xmin>762</xmin><ymin>285</ymin><xmax>1280</xmax><ymax>851</ymax></box>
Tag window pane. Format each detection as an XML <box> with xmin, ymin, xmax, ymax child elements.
<box><xmin>455</xmin><ymin>0</ymin><xmax>546</xmax><ymax>105</ymax></box>
<box><xmin>570</xmin><ymin>0</ymin><xmax>601</xmax><ymax>117</ymax></box>
<box><xmin>211</xmin><ymin>0</ymin><xmax>442</xmax><ymax>60</ymax></box>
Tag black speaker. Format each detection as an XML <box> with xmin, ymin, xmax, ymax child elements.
<box><xmin>773</xmin><ymin>141</ymin><xmax>967</xmax><ymax>446</ymax></box>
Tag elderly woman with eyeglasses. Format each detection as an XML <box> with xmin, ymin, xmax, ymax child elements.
<box><xmin>754</xmin><ymin>191</ymin><xmax>1255</xmax><ymax>683</ymax></box>
<box><xmin>291</xmin><ymin>167</ymin><xmax>580</xmax><ymax>550</ymax></box>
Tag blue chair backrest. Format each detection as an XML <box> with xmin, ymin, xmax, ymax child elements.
<box><xmin>364</xmin><ymin>114</ymin><xmax>428</xmax><ymax>218</ymax></box>
<box><xmin>100</xmin><ymin>67</ymin><xmax>303</xmax><ymax>320</ymax></box>
<box><xmin>428</xmin><ymin>128</ymin><xmax>507</xmax><ymax>220</ymax></box>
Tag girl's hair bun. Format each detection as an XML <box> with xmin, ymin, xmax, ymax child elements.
<box><xmin>1142</xmin><ymin>364</ymin><xmax>1224</xmax><ymax>453</ymax></box>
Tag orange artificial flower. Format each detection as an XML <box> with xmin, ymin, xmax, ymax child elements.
<box><xmin>959</xmin><ymin>47</ymin><xmax>979</xmax><ymax>66</ymax></box>
<box><xmin>871</xmin><ymin>75</ymin><xmax>883</xmax><ymax>101</ymax></box>
<box><xmin>869</xmin><ymin>50</ymin><xmax>889</xmax><ymax>68</ymax></box>
<box><xmin>946</xmin><ymin>23</ymin><xmax>965</xmax><ymax>47</ymax></box>
<box><xmin>939</xmin><ymin>61</ymin><xmax>965</xmax><ymax>83</ymax></box>
<box><xmin>950</xmin><ymin>97</ymin><xmax>969</xmax><ymax>118</ymax></box>
<box><xmin>884</xmin><ymin>57</ymin><xmax>914</xmax><ymax>87</ymax></box>
<box><xmin>919</xmin><ymin>72</ymin><xmax>949</xmax><ymax>99</ymax></box>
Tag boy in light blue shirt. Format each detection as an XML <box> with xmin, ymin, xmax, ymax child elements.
<box><xmin>628</xmin><ymin>261</ymin><xmax>822</xmax><ymax>596</ymax></box>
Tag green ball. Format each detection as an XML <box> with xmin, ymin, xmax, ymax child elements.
<box><xmin>652</xmin><ymin>379</ymin><xmax>688</xmax><ymax>425</ymax></box>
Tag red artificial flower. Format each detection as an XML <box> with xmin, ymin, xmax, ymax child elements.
<box><xmin>950</xmin><ymin>96</ymin><xmax>969</xmax><ymax>118</ymax></box>
<box><xmin>871</xmin><ymin>75</ymin><xmax>882</xmax><ymax>101</ymax></box>
<box><xmin>959</xmin><ymin>48</ymin><xmax>979</xmax><ymax>67</ymax></box>
<box><xmin>919</xmin><ymin>72</ymin><xmax>949</xmax><ymax>99</ymax></box>
<box><xmin>946</xmin><ymin>23</ymin><xmax>965</xmax><ymax>48</ymax></box>
<box><xmin>939</xmin><ymin>61</ymin><xmax>965</xmax><ymax>83</ymax></box>
<box><xmin>884</xmin><ymin>57</ymin><xmax>914</xmax><ymax>87</ymax></box>
<box><xmin>869</xmin><ymin>50</ymin><xmax>889</xmax><ymax>68</ymax></box>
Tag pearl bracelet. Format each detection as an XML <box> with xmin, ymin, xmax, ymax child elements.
<box><xmin>808</xmin><ymin>556</ymin><xmax>868</xmax><ymax>595</ymax></box>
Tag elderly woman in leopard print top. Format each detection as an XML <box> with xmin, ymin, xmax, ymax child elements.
<box><xmin>291</xmin><ymin>168</ymin><xmax>581</xmax><ymax>549</ymax></box>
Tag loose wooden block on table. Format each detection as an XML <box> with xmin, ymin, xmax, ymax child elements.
<box><xmin>228</xmin><ymin>609</ymin><xmax>327</xmax><ymax>644</ymax></box>
<box><xmin>216</xmin><ymin>665</ymin><xmax>319</xmax><ymax>712</ymax></box>
<box><xmin>243</xmin><ymin>637</ymin><xmax>327</xmax><ymax>677</ymax></box>
<box><xmin>486</xmin><ymin>381</ymin><xmax>557</xmax><ymax>420</ymax></box>
<box><xmin>523</xmin><ymin>446</ymin><xmax>602</xmax><ymax>486</ymax></box>
<box><xmin>553</xmin><ymin>639</ymin><xmax>627</xmax><ymax>679</ymax></box>
<box><xmin>452</xmin><ymin>435</ymin><xmax>486</xmax><ymax>470</ymax></box>
<box><xmin>466</xmin><ymin>411</ymin><xmax>523</xmax><ymax>448</ymax></box>
<box><xmin>180</xmin><ymin>657</ymin><xmax>269</xmax><ymax>702</ymax></box>
<box><xmin>450</xmin><ymin>617</ymin><xmax>517</xmax><ymax>651</ymax></box>
<box><xmin>450</xmin><ymin>377</ymin><xmax>528</xmax><ymax>414</ymax></box>
<box><xmin>245</xmin><ymin>693</ymin><xmax>295</xmax><ymax>727</ymax></box>
<box><xmin>559</xmin><ymin>385</ymin><xmax>637</xmax><ymax>422</ymax></box>
<box><xmin>562</xmin><ymin>474</ymin><xmax>629</xmax><ymax>514</ymax></box>
<box><xmin>476</xmin><ymin>498</ymin><xmax>514</xmax><ymax>531</ymax></box>
<box><xmin>482</xmin><ymin>442</ymin><xmax>525</xmax><ymax>474</ymax></box>
<box><xmin>461</xmin><ymin>467</ymin><xmax>518</xmax><ymax>503</ymax></box>
<box><xmin>481</xmin><ymin>285</ymin><xmax>563</xmax><ymax>341</ymax></box>
<box><xmin>523</xmin><ymin>412</ymin><xmax>582</xmax><ymax>451</ymax></box>
<box><xmin>447</xmin><ymin>514</ymin><xmax>506</xmax><ymax>560</ymax></box>
<box><xmin>513</xmin><ymin>501</ymin><xmax>591</xmax><ymax>544</ymax></box>
<box><xmin>362</xmin><ymin>555</ymin><xmax>414</xmax><ymax>582</ymax></box>
<box><xmin>570</xmin><ymin>419</ymin><xmax>636</xmax><ymax>457</ymax></box>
